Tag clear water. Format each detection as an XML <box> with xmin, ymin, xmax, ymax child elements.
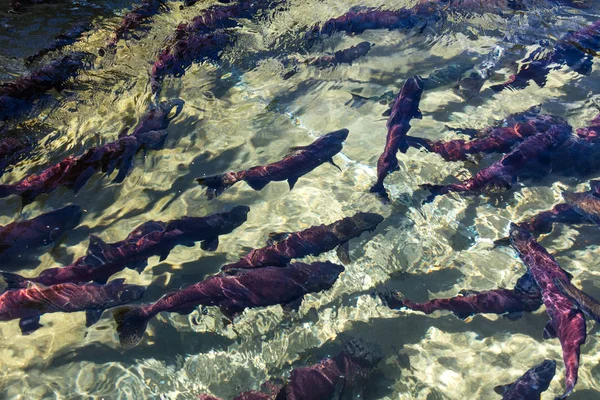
<box><xmin>1</xmin><ymin>0</ymin><xmax>600</xmax><ymax>398</ymax></box>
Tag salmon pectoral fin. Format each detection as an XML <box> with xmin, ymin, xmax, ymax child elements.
<box><xmin>543</xmin><ymin>320</ymin><xmax>557</xmax><ymax>339</ymax></box>
<box><xmin>85</xmin><ymin>309</ymin><xmax>104</xmax><ymax>327</ymax></box>
<box><xmin>336</xmin><ymin>242</ymin><xmax>351</xmax><ymax>265</ymax></box>
<box><xmin>19</xmin><ymin>315</ymin><xmax>42</xmax><ymax>335</ymax></box>
<box><xmin>281</xmin><ymin>296</ymin><xmax>303</xmax><ymax>313</ymax></box>
<box><xmin>504</xmin><ymin>311</ymin><xmax>524</xmax><ymax>320</ymax></box>
<box><xmin>201</xmin><ymin>237</ymin><xmax>219</xmax><ymax>252</ymax></box>
<box><xmin>287</xmin><ymin>177</ymin><xmax>298</xmax><ymax>190</ymax></box>
<box><xmin>329</xmin><ymin>158</ymin><xmax>342</xmax><ymax>171</ymax></box>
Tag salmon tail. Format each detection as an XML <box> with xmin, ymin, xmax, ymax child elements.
<box><xmin>420</xmin><ymin>184</ymin><xmax>447</xmax><ymax>204</ymax></box>
<box><xmin>195</xmin><ymin>172</ymin><xmax>239</xmax><ymax>199</ymax></box>
<box><xmin>0</xmin><ymin>271</ymin><xmax>29</xmax><ymax>290</ymax></box>
<box><xmin>555</xmin><ymin>381</ymin><xmax>575</xmax><ymax>400</ymax></box>
<box><xmin>369</xmin><ymin>182</ymin><xmax>390</xmax><ymax>204</ymax></box>
<box><xmin>373</xmin><ymin>284</ymin><xmax>404</xmax><ymax>309</ymax></box>
<box><xmin>113</xmin><ymin>305</ymin><xmax>148</xmax><ymax>349</ymax></box>
<box><xmin>369</xmin><ymin>182</ymin><xmax>385</xmax><ymax>194</ymax></box>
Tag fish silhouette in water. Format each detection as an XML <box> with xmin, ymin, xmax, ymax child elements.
<box><xmin>220</xmin><ymin>212</ymin><xmax>383</xmax><ymax>273</ymax></box>
<box><xmin>493</xmin><ymin>204</ymin><xmax>585</xmax><ymax>248</ymax></box>
<box><xmin>381</xmin><ymin>270</ymin><xmax>543</xmax><ymax>320</ymax></box>
<box><xmin>275</xmin><ymin>338</ymin><xmax>382</xmax><ymax>399</ymax></box>
<box><xmin>176</xmin><ymin>0</ymin><xmax>264</xmax><ymax>35</ymax></box>
<box><xmin>305</xmin><ymin>5</ymin><xmax>439</xmax><ymax>44</ymax></box>
<box><xmin>493</xmin><ymin>180</ymin><xmax>600</xmax><ymax>247</ymax></box>
<box><xmin>149</xmin><ymin>0</ymin><xmax>279</xmax><ymax>93</ymax></box>
<box><xmin>283</xmin><ymin>42</ymin><xmax>374</xmax><ymax>79</ymax></box>
<box><xmin>101</xmin><ymin>0</ymin><xmax>204</xmax><ymax>55</ymax></box>
<box><xmin>104</xmin><ymin>0</ymin><xmax>166</xmax><ymax>53</ymax></box>
<box><xmin>370</xmin><ymin>76</ymin><xmax>424</xmax><ymax>201</ymax></box>
<box><xmin>0</xmin><ymin>206</ymin><xmax>249</xmax><ymax>289</ymax></box>
<box><xmin>0</xmin><ymin>205</ymin><xmax>82</xmax><ymax>265</ymax></box>
<box><xmin>199</xmin><ymin>338</ymin><xmax>382</xmax><ymax>400</ymax></box>
<box><xmin>494</xmin><ymin>360</ymin><xmax>556</xmax><ymax>400</ymax></box>
<box><xmin>0</xmin><ymin>99</ymin><xmax>183</xmax><ymax>205</ymax></box>
<box><xmin>113</xmin><ymin>261</ymin><xmax>344</xmax><ymax>349</ymax></box>
<box><xmin>26</xmin><ymin>23</ymin><xmax>92</xmax><ymax>64</ymax></box>
<box><xmin>305</xmin><ymin>42</ymin><xmax>373</xmax><ymax>69</ymax></box>
<box><xmin>305</xmin><ymin>0</ymin><xmax>527</xmax><ymax>46</ymax></box>
<box><xmin>541</xmin><ymin>114</ymin><xmax>600</xmax><ymax>178</ymax></box>
<box><xmin>8</xmin><ymin>0</ymin><xmax>60</xmax><ymax>12</ymax></box>
<box><xmin>491</xmin><ymin>19</ymin><xmax>600</xmax><ymax>92</ymax></box>
<box><xmin>0</xmin><ymin>52</ymin><xmax>90</xmax><ymax>121</ymax></box>
<box><xmin>196</xmin><ymin>129</ymin><xmax>348</xmax><ymax>199</ymax></box>
<box><xmin>150</xmin><ymin>31</ymin><xmax>233</xmax><ymax>93</ymax></box>
<box><xmin>421</xmin><ymin>122</ymin><xmax>573</xmax><ymax>203</ymax></box>
<box><xmin>0</xmin><ymin>278</ymin><xmax>145</xmax><ymax>335</ymax></box>
<box><xmin>368</xmin><ymin>56</ymin><xmax>499</xmax><ymax>117</ymax></box>
<box><xmin>374</xmin><ymin>62</ymin><xmax>474</xmax><ymax>117</ymax></box>
<box><xmin>0</xmin><ymin>136</ymin><xmax>34</xmax><ymax>177</ymax></box>
<box><xmin>406</xmin><ymin>107</ymin><xmax>566</xmax><ymax>161</ymax></box>
<box><xmin>509</xmin><ymin>223</ymin><xmax>586</xmax><ymax>400</ymax></box>
<box><xmin>282</xmin><ymin>42</ymin><xmax>374</xmax><ymax>80</ymax></box>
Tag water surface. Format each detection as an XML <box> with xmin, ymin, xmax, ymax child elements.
<box><xmin>1</xmin><ymin>0</ymin><xmax>600</xmax><ymax>398</ymax></box>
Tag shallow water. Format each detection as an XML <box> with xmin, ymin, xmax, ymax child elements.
<box><xmin>1</xmin><ymin>0</ymin><xmax>600</xmax><ymax>398</ymax></box>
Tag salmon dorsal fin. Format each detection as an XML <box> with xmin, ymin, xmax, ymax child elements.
<box><xmin>286</xmin><ymin>145</ymin><xmax>309</xmax><ymax>157</ymax></box>
<box><xmin>85</xmin><ymin>309</ymin><xmax>104</xmax><ymax>327</ymax></box>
